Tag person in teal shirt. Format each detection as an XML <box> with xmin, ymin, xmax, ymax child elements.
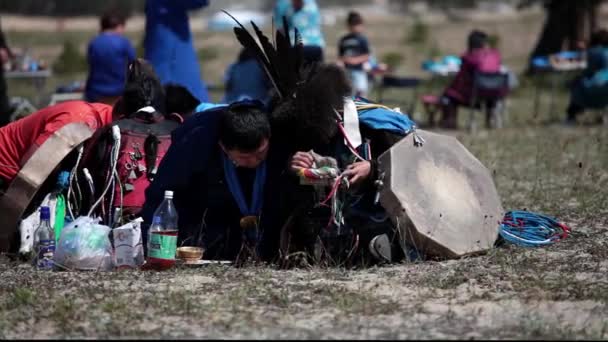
<box><xmin>273</xmin><ymin>0</ymin><xmax>325</xmax><ymax>63</ymax></box>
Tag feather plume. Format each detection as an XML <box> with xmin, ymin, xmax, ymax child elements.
<box><xmin>275</xmin><ymin>20</ymin><xmax>294</xmax><ymax>93</ymax></box>
<box><xmin>226</xmin><ymin>11</ymin><xmax>352</xmax><ymax>154</ymax></box>
<box><xmin>222</xmin><ymin>10</ymin><xmax>284</xmax><ymax>98</ymax></box>
<box><xmin>251</xmin><ymin>20</ymin><xmax>283</xmax><ymax>91</ymax></box>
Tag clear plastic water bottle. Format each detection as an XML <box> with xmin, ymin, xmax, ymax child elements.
<box><xmin>21</xmin><ymin>49</ymin><xmax>32</xmax><ymax>72</ymax></box>
<box><xmin>146</xmin><ymin>191</ymin><xmax>179</xmax><ymax>270</ymax></box>
<box><xmin>34</xmin><ymin>207</ymin><xmax>55</xmax><ymax>270</ymax></box>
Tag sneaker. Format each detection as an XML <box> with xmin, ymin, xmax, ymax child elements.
<box><xmin>369</xmin><ymin>234</ymin><xmax>392</xmax><ymax>263</ymax></box>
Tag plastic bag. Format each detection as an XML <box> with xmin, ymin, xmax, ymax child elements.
<box><xmin>54</xmin><ymin>216</ymin><xmax>113</xmax><ymax>271</ymax></box>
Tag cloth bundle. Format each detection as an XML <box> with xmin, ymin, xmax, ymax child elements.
<box><xmin>298</xmin><ymin>150</ymin><xmax>340</xmax><ymax>186</ymax></box>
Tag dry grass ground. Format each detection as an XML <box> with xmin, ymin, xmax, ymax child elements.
<box><xmin>1</xmin><ymin>10</ymin><xmax>608</xmax><ymax>339</ymax></box>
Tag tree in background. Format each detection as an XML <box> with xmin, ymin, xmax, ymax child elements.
<box><xmin>0</xmin><ymin>0</ymin><xmax>145</xmax><ymax>16</ymax></box>
<box><xmin>520</xmin><ymin>0</ymin><xmax>605</xmax><ymax>72</ymax></box>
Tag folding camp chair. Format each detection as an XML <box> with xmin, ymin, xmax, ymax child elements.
<box><xmin>467</xmin><ymin>71</ymin><xmax>510</xmax><ymax>133</ymax></box>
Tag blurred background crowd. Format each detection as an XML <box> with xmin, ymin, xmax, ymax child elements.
<box><xmin>1</xmin><ymin>0</ymin><xmax>607</xmax><ymax>129</ymax></box>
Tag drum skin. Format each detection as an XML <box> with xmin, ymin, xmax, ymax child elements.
<box><xmin>378</xmin><ymin>129</ymin><xmax>503</xmax><ymax>259</ymax></box>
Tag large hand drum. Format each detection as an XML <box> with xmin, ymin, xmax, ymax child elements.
<box><xmin>0</xmin><ymin>123</ymin><xmax>93</xmax><ymax>253</ymax></box>
<box><xmin>378</xmin><ymin>129</ymin><xmax>503</xmax><ymax>259</ymax></box>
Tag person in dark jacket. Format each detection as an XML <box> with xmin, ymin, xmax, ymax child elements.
<box><xmin>164</xmin><ymin>83</ymin><xmax>201</xmax><ymax>123</ymax></box>
<box><xmin>215</xmin><ymin>13</ymin><xmax>419</xmax><ymax>266</ymax></box>
<box><xmin>565</xmin><ymin>29</ymin><xmax>608</xmax><ymax>125</ymax></box>
<box><xmin>338</xmin><ymin>11</ymin><xmax>372</xmax><ymax>98</ymax></box>
<box><xmin>141</xmin><ymin>101</ymin><xmax>286</xmax><ymax>262</ymax></box>
<box><xmin>0</xmin><ymin>18</ymin><xmax>13</xmax><ymax>128</ymax></box>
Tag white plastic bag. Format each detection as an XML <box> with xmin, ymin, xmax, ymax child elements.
<box><xmin>54</xmin><ymin>216</ymin><xmax>113</xmax><ymax>271</ymax></box>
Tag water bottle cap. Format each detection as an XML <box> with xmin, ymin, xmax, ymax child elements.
<box><xmin>40</xmin><ymin>206</ymin><xmax>51</xmax><ymax>220</ymax></box>
<box><xmin>164</xmin><ymin>190</ymin><xmax>174</xmax><ymax>199</ymax></box>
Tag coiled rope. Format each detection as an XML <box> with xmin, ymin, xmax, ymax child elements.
<box><xmin>499</xmin><ymin>210</ymin><xmax>571</xmax><ymax>247</ymax></box>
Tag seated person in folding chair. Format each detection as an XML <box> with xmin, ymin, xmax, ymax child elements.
<box><xmin>439</xmin><ymin>30</ymin><xmax>502</xmax><ymax>129</ymax></box>
<box><xmin>565</xmin><ymin>29</ymin><xmax>608</xmax><ymax>125</ymax></box>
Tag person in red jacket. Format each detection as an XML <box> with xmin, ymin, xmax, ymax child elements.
<box><xmin>440</xmin><ymin>30</ymin><xmax>502</xmax><ymax>129</ymax></box>
<box><xmin>0</xmin><ymin>101</ymin><xmax>116</xmax><ymax>190</ymax></box>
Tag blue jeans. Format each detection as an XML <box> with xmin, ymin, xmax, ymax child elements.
<box><xmin>348</xmin><ymin>69</ymin><xmax>369</xmax><ymax>97</ymax></box>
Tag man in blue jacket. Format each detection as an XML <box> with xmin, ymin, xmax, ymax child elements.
<box><xmin>85</xmin><ymin>10</ymin><xmax>136</xmax><ymax>105</ymax></box>
<box><xmin>144</xmin><ymin>0</ymin><xmax>210</xmax><ymax>103</ymax></box>
<box><xmin>223</xmin><ymin>48</ymin><xmax>272</xmax><ymax>105</ymax></box>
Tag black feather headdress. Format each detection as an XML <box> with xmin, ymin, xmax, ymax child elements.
<box><xmin>223</xmin><ymin>10</ymin><xmax>352</xmax><ymax>153</ymax></box>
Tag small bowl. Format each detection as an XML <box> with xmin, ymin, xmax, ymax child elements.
<box><xmin>176</xmin><ymin>246</ymin><xmax>204</xmax><ymax>261</ymax></box>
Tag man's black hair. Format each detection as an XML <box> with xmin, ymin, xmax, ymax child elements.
<box><xmin>590</xmin><ymin>29</ymin><xmax>608</xmax><ymax>47</ymax></box>
<box><xmin>101</xmin><ymin>10</ymin><xmax>126</xmax><ymax>31</ymax></box>
<box><xmin>219</xmin><ymin>102</ymin><xmax>271</xmax><ymax>152</ymax></box>
<box><xmin>165</xmin><ymin>83</ymin><xmax>199</xmax><ymax>118</ymax></box>
<box><xmin>237</xmin><ymin>48</ymin><xmax>256</xmax><ymax>63</ymax></box>
<box><xmin>347</xmin><ymin>11</ymin><xmax>364</xmax><ymax>27</ymax></box>
<box><xmin>269</xmin><ymin>63</ymin><xmax>351</xmax><ymax>153</ymax></box>
<box><xmin>292</xmin><ymin>0</ymin><xmax>304</xmax><ymax>11</ymax></box>
<box><xmin>468</xmin><ymin>30</ymin><xmax>488</xmax><ymax>51</ymax></box>
<box><xmin>117</xmin><ymin>58</ymin><xmax>166</xmax><ymax>118</ymax></box>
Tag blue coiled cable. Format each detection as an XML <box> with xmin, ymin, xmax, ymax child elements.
<box><xmin>499</xmin><ymin>210</ymin><xmax>571</xmax><ymax>247</ymax></box>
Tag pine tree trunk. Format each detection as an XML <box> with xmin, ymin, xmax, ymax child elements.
<box><xmin>527</xmin><ymin>0</ymin><xmax>602</xmax><ymax>73</ymax></box>
<box><xmin>528</xmin><ymin>1</ymin><xmax>569</xmax><ymax>60</ymax></box>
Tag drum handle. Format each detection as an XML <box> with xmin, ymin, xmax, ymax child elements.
<box><xmin>373</xmin><ymin>172</ymin><xmax>385</xmax><ymax>205</ymax></box>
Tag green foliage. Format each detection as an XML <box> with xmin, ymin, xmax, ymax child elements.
<box><xmin>381</xmin><ymin>51</ymin><xmax>404</xmax><ymax>70</ymax></box>
<box><xmin>406</xmin><ymin>20</ymin><xmax>429</xmax><ymax>45</ymax></box>
<box><xmin>136</xmin><ymin>38</ymin><xmax>145</xmax><ymax>59</ymax></box>
<box><xmin>52</xmin><ymin>40</ymin><xmax>87</xmax><ymax>75</ymax></box>
<box><xmin>198</xmin><ymin>46</ymin><xmax>220</xmax><ymax>63</ymax></box>
<box><xmin>2</xmin><ymin>288</ymin><xmax>36</xmax><ymax>310</ymax></box>
<box><xmin>488</xmin><ymin>33</ymin><xmax>501</xmax><ymax>49</ymax></box>
<box><xmin>427</xmin><ymin>42</ymin><xmax>442</xmax><ymax>59</ymax></box>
